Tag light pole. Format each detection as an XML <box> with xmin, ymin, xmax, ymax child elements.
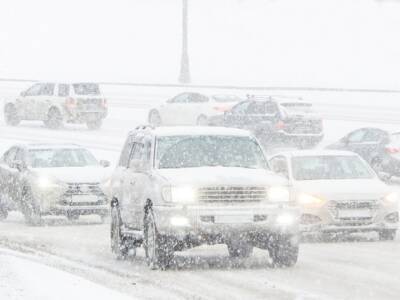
<box><xmin>178</xmin><ymin>0</ymin><xmax>191</xmax><ymax>84</ymax></box>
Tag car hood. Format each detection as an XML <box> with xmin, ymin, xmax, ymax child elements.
<box><xmin>156</xmin><ymin>166</ymin><xmax>288</xmax><ymax>187</ymax></box>
<box><xmin>293</xmin><ymin>178</ymin><xmax>390</xmax><ymax>200</ymax></box>
<box><xmin>31</xmin><ymin>166</ymin><xmax>112</xmax><ymax>183</ymax></box>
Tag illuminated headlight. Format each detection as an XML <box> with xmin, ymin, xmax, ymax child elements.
<box><xmin>268</xmin><ymin>186</ymin><xmax>290</xmax><ymax>203</ymax></box>
<box><xmin>384</xmin><ymin>192</ymin><xmax>399</xmax><ymax>204</ymax></box>
<box><xmin>276</xmin><ymin>213</ymin><xmax>295</xmax><ymax>225</ymax></box>
<box><xmin>297</xmin><ymin>193</ymin><xmax>325</xmax><ymax>206</ymax></box>
<box><xmin>170</xmin><ymin>216</ymin><xmax>190</xmax><ymax>227</ymax></box>
<box><xmin>36</xmin><ymin>177</ymin><xmax>62</xmax><ymax>190</ymax></box>
<box><xmin>162</xmin><ymin>186</ymin><xmax>196</xmax><ymax>204</ymax></box>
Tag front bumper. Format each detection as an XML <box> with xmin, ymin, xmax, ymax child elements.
<box><xmin>52</xmin><ymin>204</ymin><xmax>109</xmax><ymax>216</ymax></box>
<box><xmin>152</xmin><ymin>204</ymin><xmax>300</xmax><ymax>240</ymax></box>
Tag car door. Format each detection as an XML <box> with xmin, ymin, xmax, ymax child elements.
<box><xmin>0</xmin><ymin>147</ymin><xmax>18</xmax><ymax>202</ymax></box>
<box><xmin>16</xmin><ymin>83</ymin><xmax>42</xmax><ymax>119</ymax></box>
<box><xmin>159</xmin><ymin>93</ymin><xmax>190</xmax><ymax>125</ymax></box>
<box><xmin>121</xmin><ymin>139</ymin><xmax>151</xmax><ymax>229</ymax></box>
<box><xmin>353</xmin><ymin>129</ymin><xmax>389</xmax><ymax>163</ymax></box>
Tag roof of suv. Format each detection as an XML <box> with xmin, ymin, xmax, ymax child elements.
<box><xmin>151</xmin><ymin>126</ymin><xmax>253</xmax><ymax>137</ymax></box>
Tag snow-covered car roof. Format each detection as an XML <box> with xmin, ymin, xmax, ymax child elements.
<box><xmin>272</xmin><ymin>149</ymin><xmax>359</xmax><ymax>158</ymax></box>
<box><xmin>152</xmin><ymin>126</ymin><xmax>253</xmax><ymax>137</ymax></box>
<box><xmin>22</xmin><ymin>143</ymin><xmax>85</xmax><ymax>150</ymax></box>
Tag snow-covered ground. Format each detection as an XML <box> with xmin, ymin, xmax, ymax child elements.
<box><xmin>0</xmin><ymin>103</ymin><xmax>399</xmax><ymax>299</ymax></box>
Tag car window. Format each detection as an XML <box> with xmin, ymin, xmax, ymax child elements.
<box><xmin>231</xmin><ymin>101</ymin><xmax>251</xmax><ymax>114</ymax></box>
<box><xmin>39</xmin><ymin>83</ymin><xmax>55</xmax><ymax>96</ymax></box>
<box><xmin>58</xmin><ymin>84</ymin><xmax>70</xmax><ymax>97</ymax></box>
<box><xmin>363</xmin><ymin>129</ymin><xmax>387</xmax><ymax>143</ymax></box>
<box><xmin>347</xmin><ymin>129</ymin><xmax>367</xmax><ymax>143</ymax></box>
<box><xmin>119</xmin><ymin>135</ymin><xmax>135</xmax><ymax>168</ymax></box>
<box><xmin>72</xmin><ymin>83</ymin><xmax>100</xmax><ymax>95</ymax></box>
<box><xmin>169</xmin><ymin>93</ymin><xmax>189</xmax><ymax>103</ymax></box>
<box><xmin>14</xmin><ymin>148</ymin><xmax>25</xmax><ymax>162</ymax></box>
<box><xmin>127</xmin><ymin>142</ymin><xmax>147</xmax><ymax>166</ymax></box>
<box><xmin>246</xmin><ymin>102</ymin><xmax>266</xmax><ymax>114</ymax></box>
<box><xmin>24</xmin><ymin>84</ymin><xmax>42</xmax><ymax>96</ymax></box>
<box><xmin>188</xmin><ymin>93</ymin><xmax>209</xmax><ymax>103</ymax></box>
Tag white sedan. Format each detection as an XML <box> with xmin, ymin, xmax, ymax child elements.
<box><xmin>269</xmin><ymin>150</ymin><xmax>399</xmax><ymax>240</ymax></box>
<box><xmin>148</xmin><ymin>92</ymin><xmax>241</xmax><ymax>126</ymax></box>
<box><xmin>0</xmin><ymin>143</ymin><xmax>111</xmax><ymax>225</ymax></box>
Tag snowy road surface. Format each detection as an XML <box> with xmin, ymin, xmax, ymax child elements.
<box><xmin>0</xmin><ymin>105</ymin><xmax>399</xmax><ymax>299</ymax></box>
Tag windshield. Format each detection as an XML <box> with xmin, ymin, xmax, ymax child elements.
<box><xmin>72</xmin><ymin>83</ymin><xmax>100</xmax><ymax>95</ymax></box>
<box><xmin>292</xmin><ymin>155</ymin><xmax>374</xmax><ymax>180</ymax></box>
<box><xmin>280</xmin><ymin>102</ymin><xmax>313</xmax><ymax>114</ymax></box>
<box><xmin>28</xmin><ymin>148</ymin><xmax>99</xmax><ymax>168</ymax></box>
<box><xmin>156</xmin><ymin>135</ymin><xmax>267</xmax><ymax>169</ymax></box>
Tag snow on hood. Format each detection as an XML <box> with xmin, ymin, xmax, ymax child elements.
<box><xmin>157</xmin><ymin>166</ymin><xmax>288</xmax><ymax>187</ymax></box>
<box><xmin>293</xmin><ymin>178</ymin><xmax>391</xmax><ymax>200</ymax></box>
<box><xmin>31</xmin><ymin>166</ymin><xmax>112</xmax><ymax>183</ymax></box>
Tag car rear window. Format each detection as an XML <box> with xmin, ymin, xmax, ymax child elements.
<box><xmin>212</xmin><ymin>95</ymin><xmax>242</xmax><ymax>103</ymax></box>
<box><xmin>73</xmin><ymin>83</ymin><xmax>100</xmax><ymax>95</ymax></box>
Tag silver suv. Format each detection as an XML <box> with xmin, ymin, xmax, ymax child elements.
<box><xmin>4</xmin><ymin>82</ymin><xmax>108</xmax><ymax>129</ymax></box>
<box><xmin>109</xmin><ymin>125</ymin><xmax>300</xmax><ymax>270</ymax></box>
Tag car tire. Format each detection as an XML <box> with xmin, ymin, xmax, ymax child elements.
<box><xmin>196</xmin><ymin>115</ymin><xmax>208</xmax><ymax>126</ymax></box>
<box><xmin>110</xmin><ymin>206</ymin><xmax>130</xmax><ymax>259</ymax></box>
<box><xmin>87</xmin><ymin>119</ymin><xmax>103</xmax><ymax>130</ymax></box>
<box><xmin>45</xmin><ymin>108</ymin><xmax>63</xmax><ymax>129</ymax></box>
<box><xmin>21</xmin><ymin>186</ymin><xmax>42</xmax><ymax>226</ymax></box>
<box><xmin>144</xmin><ymin>210</ymin><xmax>174</xmax><ymax>270</ymax></box>
<box><xmin>378</xmin><ymin>229</ymin><xmax>396</xmax><ymax>241</ymax></box>
<box><xmin>4</xmin><ymin>104</ymin><xmax>20</xmax><ymax>126</ymax></box>
<box><xmin>148</xmin><ymin>110</ymin><xmax>162</xmax><ymax>127</ymax></box>
<box><xmin>0</xmin><ymin>207</ymin><xmax>8</xmax><ymax>221</ymax></box>
<box><xmin>227</xmin><ymin>241</ymin><xmax>253</xmax><ymax>258</ymax></box>
<box><xmin>268</xmin><ymin>234</ymin><xmax>299</xmax><ymax>267</ymax></box>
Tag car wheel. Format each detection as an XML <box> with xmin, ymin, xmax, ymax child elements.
<box><xmin>45</xmin><ymin>108</ymin><xmax>63</xmax><ymax>129</ymax></box>
<box><xmin>148</xmin><ymin>110</ymin><xmax>162</xmax><ymax>127</ymax></box>
<box><xmin>196</xmin><ymin>115</ymin><xmax>208</xmax><ymax>126</ymax></box>
<box><xmin>21</xmin><ymin>186</ymin><xmax>42</xmax><ymax>226</ymax></box>
<box><xmin>268</xmin><ymin>234</ymin><xmax>299</xmax><ymax>267</ymax></box>
<box><xmin>227</xmin><ymin>240</ymin><xmax>253</xmax><ymax>258</ymax></box>
<box><xmin>4</xmin><ymin>104</ymin><xmax>20</xmax><ymax>126</ymax></box>
<box><xmin>110</xmin><ymin>206</ymin><xmax>129</xmax><ymax>260</ymax></box>
<box><xmin>87</xmin><ymin>119</ymin><xmax>103</xmax><ymax>130</ymax></box>
<box><xmin>144</xmin><ymin>210</ymin><xmax>174</xmax><ymax>270</ymax></box>
<box><xmin>0</xmin><ymin>207</ymin><xmax>8</xmax><ymax>221</ymax></box>
<box><xmin>378</xmin><ymin>229</ymin><xmax>396</xmax><ymax>241</ymax></box>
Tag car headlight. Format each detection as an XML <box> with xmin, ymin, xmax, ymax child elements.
<box><xmin>162</xmin><ymin>186</ymin><xmax>196</xmax><ymax>204</ymax></box>
<box><xmin>268</xmin><ymin>186</ymin><xmax>290</xmax><ymax>203</ymax></box>
<box><xmin>384</xmin><ymin>192</ymin><xmax>399</xmax><ymax>204</ymax></box>
<box><xmin>36</xmin><ymin>176</ymin><xmax>62</xmax><ymax>190</ymax></box>
<box><xmin>297</xmin><ymin>193</ymin><xmax>325</xmax><ymax>206</ymax></box>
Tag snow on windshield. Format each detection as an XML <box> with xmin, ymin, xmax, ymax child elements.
<box><xmin>28</xmin><ymin>149</ymin><xmax>99</xmax><ymax>168</ymax></box>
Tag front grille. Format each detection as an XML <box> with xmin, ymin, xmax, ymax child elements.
<box><xmin>65</xmin><ymin>183</ymin><xmax>104</xmax><ymax>196</ymax></box>
<box><xmin>197</xmin><ymin>186</ymin><xmax>267</xmax><ymax>203</ymax></box>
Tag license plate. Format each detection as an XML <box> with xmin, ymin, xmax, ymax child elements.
<box><xmin>71</xmin><ymin>195</ymin><xmax>99</xmax><ymax>203</ymax></box>
<box><xmin>214</xmin><ymin>215</ymin><xmax>253</xmax><ymax>224</ymax></box>
<box><xmin>337</xmin><ymin>209</ymin><xmax>371</xmax><ymax>218</ymax></box>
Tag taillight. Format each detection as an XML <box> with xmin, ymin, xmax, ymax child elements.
<box><xmin>102</xmin><ymin>98</ymin><xmax>108</xmax><ymax>108</ymax></box>
<box><xmin>276</xmin><ymin>120</ymin><xmax>286</xmax><ymax>130</ymax></box>
<box><xmin>386</xmin><ymin>147</ymin><xmax>400</xmax><ymax>154</ymax></box>
<box><xmin>65</xmin><ymin>97</ymin><xmax>76</xmax><ymax>109</ymax></box>
<box><xmin>213</xmin><ymin>106</ymin><xmax>228</xmax><ymax>112</ymax></box>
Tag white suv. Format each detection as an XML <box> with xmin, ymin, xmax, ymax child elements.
<box><xmin>4</xmin><ymin>82</ymin><xmax>108</xmax><ymax>129</ymax></box>
<box><xmin>109</xmin><ymin>125</ymin><xmax>300</xmax><ymax>269</ymax></box>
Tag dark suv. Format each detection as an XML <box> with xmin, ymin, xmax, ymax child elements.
<box><xmin>208</xmin><ymin>95</ymin><xmax>324</xmax><ymax>148</ymax></box>
<box><xmin>326</xmin><ymin>127</ymin><xmax>400</xmax><ymax>178</ymax></box>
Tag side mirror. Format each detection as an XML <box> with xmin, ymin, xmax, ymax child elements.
<box><xmin>11</xmin><ymin>160</ymin><xmax>26</xmax><ymax>172</ymax></box>
<box><xmin>129</xmin><ymin>159</ymin><xmax>147</xmax><ymax>173</ymax></box>
<box><xmin>99</xmin><ymin>160</ymin><xmax>110</xmax><ymax>168</ymax></box>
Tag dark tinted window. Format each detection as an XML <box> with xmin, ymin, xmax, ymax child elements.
<box><xmin>188</xmin><ymin>93</ymin><xmax>209</xmax><ymax>103</ymax></box>
<box><xmin>347</xmin><ymin>129</ymin><xmax>367</xmax><ymax>143</ymax></box>
<box><xmin>24</xmin><ymin>84</ymin><xmax>42</xmax><ymax>96</ymax></box>
<box><xmin>231</xmin><ymin>101</ymin><xmax>251</xmax><ymax>114</ymax></box>
<box><xmin>363</xmin><ymin>129</ymin><xmax>387</xmax><ymax>143</ymax></box>
<box><xmin>58</xmin><ymin>84</ymin><xmax>70</xmax><ymax>97</ymax></box>
<box><xmin>39</xmin><ymin>83</ymin><xmax>55</xmax><ymax>96</ymax></box>
<box><xmin>73</xmin><ymin>83</ymin><xmax>100</xmax><ymax>95</ymax></box>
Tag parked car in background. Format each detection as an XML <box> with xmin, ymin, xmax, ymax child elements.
<box><xmin>208</xmin><ymin>95</ymin><xmax>324</xmax><ymax>148</ymax></box>
<box><xmin>148</xmin><ymin>92</ymin><xmax>241</xmax><ymax>126</ymax></box>
<box><xmin>0</xmin><ymin>143</ymin><xmax>111</xmax><ymax>225</ymax></box>
<box><xmin>269</xmin><ymin>150</ymin><xmax>399</xmax><ymax>240</ymax></box>
<box><xmin>326</xmin><ymin>127</ymin><xmax>400</xmax><ymax>179</ymax></box>
<box><xmin>4</xmin><ymin>82</ymin><xmax>108</xmax><ymax>130</ymax></box>
<box><xmin>109</xmin><ymin>125</ymin><xmax>299</xmax><ymax>270</ymax></box>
